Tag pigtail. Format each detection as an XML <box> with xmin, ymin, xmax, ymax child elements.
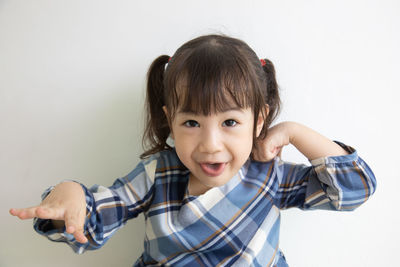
<box><xmin>259</xmin><ymin>58</ymin><xmax>281</xmax><ymax>138</ymax></box>
<box><xmin>141</xmin><ymin>55</ymin><xmax>171</xmax><ymax>159</ymax></box>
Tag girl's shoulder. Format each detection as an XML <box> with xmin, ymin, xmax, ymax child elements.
<box><xmin>142</xmin><ymin>148</ymin><xmax>188</xmax><ymax>175</ymax></box>
<box><xmin>243</xmin><ymin>157</ymin><xmax>279</xmax><ymax>181</ymax></box>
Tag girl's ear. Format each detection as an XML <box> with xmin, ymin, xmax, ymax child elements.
<box><xmin>256</xmin><ymin>105</ymin><xmax>269</xmax><ymax>138</ymax></box>
<box><xmin>162</xmin><ymin>106</ymin><xmax>174</xmax><ymax>139</ymax></box>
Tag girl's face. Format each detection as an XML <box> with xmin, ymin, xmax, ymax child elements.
<box><xmin>167</xmin><ymin>106</ymin><xmax>264</xmax><ymax>195</ymax></box>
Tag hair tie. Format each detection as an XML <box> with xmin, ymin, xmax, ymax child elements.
<box><xmin>168</xmin><ymin>57</ymin><xmax>172</xmax><ymax>62</ymax></box>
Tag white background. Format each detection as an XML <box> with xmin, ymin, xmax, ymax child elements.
<box><xmin>1</xmin><ymin>0</ymin><xmax>399</xmax><ymax>266</ymax></box>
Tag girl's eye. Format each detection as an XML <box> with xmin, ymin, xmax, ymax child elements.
<box><xmin>222</xmin><ymin>119</ymin><xmax>237</xmax><ymax>127</ymax></box>
<box><xmin>184</xmin><ymin>120</ymin><xmax>199</xmax><ymax>127</ymax></box>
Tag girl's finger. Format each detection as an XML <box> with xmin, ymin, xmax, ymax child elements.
<box><xmin>35</xmin><ymin>206</ymin><xmax>65</xmax><ymax>220</ymax></box>
<box><xmin>10</xmin><ymin>207</ymin><xmax>40</xmax><ymax>220</ymax></box>
<box><xmin>74</xmin><ymin>230</ymin><xmax>88</xmax><ymax>244</ymax></box>
<box><xmin>64</xmin><ymin>210</ymin><xmax>87</xmax><ymax>243</ymax></box>
<box><xmin>271</xmin><ymin>146</ymin><xmax>281</xmax><ymax>156</ymax></box>
<box><xmin>9</xmin><ymin>208</ymin><xmax>20</xmax><ymax>216</ymax></box>
<box><xmin>64</xmin><ymin>211</ymin><xmax>79</xmax><ymax>234</ymax></box>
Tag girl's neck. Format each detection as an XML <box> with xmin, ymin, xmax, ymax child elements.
<box><xmin>188</xmin><ymin>174</ymin><xmax>212</xmax><ymax>196</ymax></box>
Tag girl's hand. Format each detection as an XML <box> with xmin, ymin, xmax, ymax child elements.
<box><xmin>253</xmin><ymin>121</ymin><xmax>349</xmax><ymax>162</ymax></box>
<box><xmin>9</xmin><ymin>181</ymin><xmax>88</xmax><ymax>244</ymax></box>
<box><xmin>252</xmin><ymin>122</ymin><xmax>291</xmax><ymax>162</ymax></box>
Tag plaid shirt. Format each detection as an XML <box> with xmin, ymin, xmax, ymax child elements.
<box><xmin>34</xmin><ymin>141</ymin><xmax>376</xmax><ymax>266</ymax></box>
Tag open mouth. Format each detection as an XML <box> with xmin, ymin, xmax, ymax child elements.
<box><xmin>199</xmin><ymin>162</ymin><xmax>226</xmax><ymax>176</ymax></box>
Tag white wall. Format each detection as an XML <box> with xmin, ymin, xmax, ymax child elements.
<box><xmin>1</xmin><ymin>1</ymin><xmax>398</xmax><ymax>266</ymax></box>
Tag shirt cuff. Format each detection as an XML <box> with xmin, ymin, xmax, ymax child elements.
<box><xmin>310</xmin><ymin>141</ymin><xmax>358</xmax><ymax>166</ymax></box>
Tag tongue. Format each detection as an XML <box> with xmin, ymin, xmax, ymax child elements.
<box><xmin>200</xmin><ymin>163</ymin><xmax>225</xmax><ymax>176</ymax></box>
<box><xmin>208</xmin><ymin>163</ymin><xmax>221</xmax><ymax>170</ymax></box>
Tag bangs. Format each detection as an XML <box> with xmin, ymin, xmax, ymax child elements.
<box><xmin>142</xmin><ymin>34</ymin><xmax>280</xmax><ymax>158</ymax></box>
<box><xmin>165</xmin><ymin>43</ymin><xmax>258</xmax><ymax>116</ymax></box>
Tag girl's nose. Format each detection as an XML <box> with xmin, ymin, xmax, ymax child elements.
<box><xmin>198</xmin><ymin>128</ymin><xmax>223</xmax><ymax>154</ymax></box>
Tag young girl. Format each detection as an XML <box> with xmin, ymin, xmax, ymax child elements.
<box><xmin>10</xmin><ymin>34</ymin><xmax>376</xmax><ymax>266</ymax></box>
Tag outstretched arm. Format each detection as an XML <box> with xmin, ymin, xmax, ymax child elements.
<box><xmin>9</xmin><ymin>181</ymin><xmax>88</xmax><ymax>244</ymax></box>
<box><xmin>10</xmin><ymin>157</ymin><xmax>158</xmax><ymax>254</ymax></box>
<box><xmin>253</xmin><ymin>121</ymin><xmax>348</xmax><ymax>162</ymax></box>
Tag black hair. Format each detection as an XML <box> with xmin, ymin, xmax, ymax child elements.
<box><xmin>141</xmin><ymin>34</ymin><xmax>280</xmax><ymax>158</ymax></box>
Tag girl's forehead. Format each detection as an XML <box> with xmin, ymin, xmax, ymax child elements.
<box><xmin>171</xmin><ymin>82</ymin><xmax>252</xmax><ymax>115</ymax></box>
<box><xmin>175</xmin><ymin>94</ymin><xmax>244</xmax><ymax>115</ymax></box>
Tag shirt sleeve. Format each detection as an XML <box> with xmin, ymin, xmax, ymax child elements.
<box><xmin>33</xmin><ymin>156</ymin><xmax>158</xmax><ymax>254</ymax></box>
<box><xmin>275</xmin><ymin>141</ymin><xmax>377</xmax><ymax>211</ymax></box>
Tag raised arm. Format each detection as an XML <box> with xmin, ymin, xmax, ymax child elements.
<box><xmin>253</xmin><ymin>121</ymin><xmax>348</xmax><ymax>162</ymax></box>
<box><xmin>253</xmin><ymin>121</ymin><xmax>376</xmax><ymax>211</ymax></box>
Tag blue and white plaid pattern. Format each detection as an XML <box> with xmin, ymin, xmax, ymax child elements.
<box><xmin>34</xmin><ymin>141</ymin><xmax>376</xmax><ymax>266</ymax></box>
